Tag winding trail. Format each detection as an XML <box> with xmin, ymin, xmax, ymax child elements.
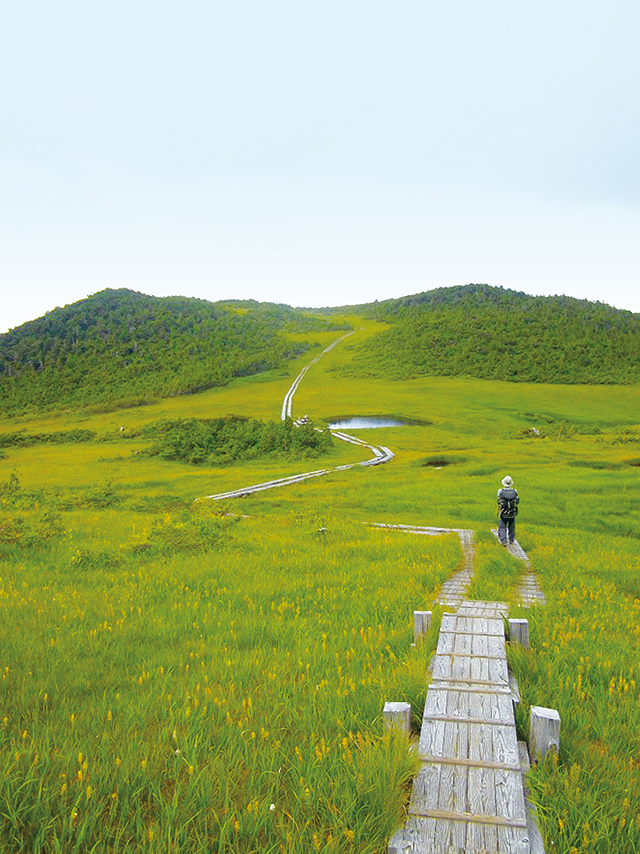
<box><xmin>371</xmin><ymin>523</ymin><xmax>545</xmax><ymax>610</ymax></box>
<box><xmin>197</xmin><ymin>331</ymin><xmax>546</xmax><ymax>607</ymax></box>
<box><xmin>199</xmin><ymin>332</ymin><xmax>394</xmax><ymax>502</ymax></box>
<box><xmin>280</xmin><ymin>332</ymin><xmax>354</xmax><ymax>420</ymax></box>
<box><xmin>194</xmin><ymin>331</ymin><xmax>548</xmax><ymax>850</ymax></box>
<box><xmin>491</xmin><ymin>529</ymin><xmax>546</xmax><ymax>606</ymax></box>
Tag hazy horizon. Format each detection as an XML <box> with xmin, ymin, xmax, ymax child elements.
<box><xmin>3</xmin><ymin>280</ymin><xmax>638</xmax><ymax>335</ymax></box>
<box><xmin>3</xmin><ymin>1</ymin><xmax>640</xmax><ymax>332</ymax></box>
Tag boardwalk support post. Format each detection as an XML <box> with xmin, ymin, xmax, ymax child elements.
<box><xmin>530</xmin><ymin>705</ymin><xmax>560</xmax><ymax>761</ymax></box>
<box><xmin>383</xmin><ymin>702</ymin><xmax>411</xmax><ymax>736</ymax></box>
<box><xmin>413</xmin><ymin>610</ymin><xmax>432</xmax><ymax>645</ymax></box>
<box><xmin>509</xmin><ymin>618</ymin><xmax>529</xmax><ymax>649</ymax></box>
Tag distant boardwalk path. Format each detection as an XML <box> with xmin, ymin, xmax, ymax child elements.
<box><xmin>371</xmin><ymin>523</ymin><xmax>545</xmax><ymax>610</ymax></box>
<box><xmin>491</xmin><ymin>529</ymin><xmax>545</xmax><ymax>606</ymax></box>
<box><xmin>199</xmin><ymin>332</ymin><xmax>395</xmax><ymax>501</ymax></box>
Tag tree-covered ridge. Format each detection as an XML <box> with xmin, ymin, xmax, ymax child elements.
<box><xmin>213</xmin><ymin>299</ymin><xmax>351</xmax><ymax>333</ymax></box>
<box><xmin>0</xmin><ymin>289</ymin><xmax>348</xmax><ymax>414</ymax></box>
<box><xmin>340</xmin><ymin>285</ymin><xmax>640</xmax><ymax>384</ymax></box>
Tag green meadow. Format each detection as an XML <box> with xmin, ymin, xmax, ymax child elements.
<box><xmin>1</xmin><ymin>320</ymin><xmax>639</xmax><ymax>853</ymax></box>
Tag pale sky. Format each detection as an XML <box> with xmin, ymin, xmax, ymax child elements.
<box><xmin>2</xmin><ymin>0</ymin><xmax>640</xmax><ymax>333</ymax></box>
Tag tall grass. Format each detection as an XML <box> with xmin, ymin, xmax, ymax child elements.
<box><xmin>0</xmin><ymin>508</ymin><xmax>459</xmax><ymax>853</ymax></box>
<box><xmin>1</xmin><ymin>320</ymin><xmax>640</xmax><ymax>852</ymax></box>
<box><xmin>507</xmin><ymin>531</ymin><xmax>640</xmax><ymax>854</ymax></box>
<box><xmin>465</xmin><ymin>530</ymin><xmax>522</xmax><ymax>601</ymax></box>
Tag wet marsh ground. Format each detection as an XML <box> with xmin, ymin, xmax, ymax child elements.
<box><xmin>1</xmin><ymin>321</ymin><xmax>639</xmax><ymax>852</ymax></box>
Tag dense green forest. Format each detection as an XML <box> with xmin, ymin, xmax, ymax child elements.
<box><xmin>3</xmin><ymin>286</ymin><xmax>639</xmax><ymax>419</ymax></box>
<box><xmin>337</xmin><ymin>284</ymin><xmax>640</xmax><ymax>384</ymax></box>
<box><xmin>0</xmin><ymin>290</ymin><xmax>348</xmax><ymax>415</ymax></box>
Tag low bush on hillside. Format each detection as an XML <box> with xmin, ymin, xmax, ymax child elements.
<box><xmin>138</xmin><ymin>504</ymin><xmax>238</xmax><ymax>554</ymax></box>
<box><xmin>142</xmin><ymin>416</ymin><xmax>333</xmax><ymax>465</ymax></box>
<box><xmin>0</xmin><ymin>429</ymin><xmax>96</xmax><ymax>447</ymax></box>
<box><xmin>0</xmin><ymin>508</ymin><xmax>63</xmax><ymax>551</ymax></box>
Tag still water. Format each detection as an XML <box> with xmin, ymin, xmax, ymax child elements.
<box><xmin>328</xmin><ymin>417</ymin><xmax>407</xmax><ymax>430</ymax></box>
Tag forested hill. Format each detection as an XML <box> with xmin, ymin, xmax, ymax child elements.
<box><xmin>340</xmin><ymin>284</ymin><xmax>640</xmax><ymax>384</ymax></box>
<box><xmin>0</xmin><ymin>289</ymin><xmax>348</xmax><ymax>415</ymax></box>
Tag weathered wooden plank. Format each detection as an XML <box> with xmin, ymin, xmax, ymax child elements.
<box><xmin>428</xmin><ymin>683</ymin><xmax>513</xmax><ymax>695</ymax></box>
<box><xmin>493</xmin><ymin>768</ymin><xmax>528</xmax><ymax>821</ymax></box>
<box><xmin>458</xmin><ymin>599</ymin><xmax>509</xmax><ymax>613</ymax></box>
<box><xmin>498</xmin><ymin>824</ymin><xmax>533</xmax><ymax>853</ymax></box>
<box><xmin>436</xmin><ymin>628</ymin><xmax>507</xmax><ymax>657</ymax></box>
<box><xmin>424</xmin><ymin>714</ymin><xmax>514</xmax><ymax>726</ymax></box>
<box><xmin>419</xmin><ymin>755</ymin><xmax>522</xmax><ymax>771</ymax></box>
<box><xmin>468</xmin><ymin>765</ymin><xmax>498</xmax><ymax>850</ymax></box>
<box><xmin>475</xmin><ymin>631</ymin><xmax>507</xmax><ymax>658</ymax></box>
<box><xmin>409</xmin><ymin>762</ymin><xmax>441</xmax><ymax>850</ymax></box>
<box><xmin>434</xmin><ymin>732</ymin><xmax>467</xmax><ymax>851</ymax></box>
<box><xmin>420</xmin><ymin>721</ymin><xmax>519</xmax><ymax>765</ymax></box>
<box><xmin>423</xmin><ymin>684</ymin><xmax>513</xmax><ymax>721</ymax></box>
<box><xmin>491</xmin><ymin>721</ymin><xmax>521</xmax><ymax>767</ymax></box>
<box><xmin>439</xmin><ymin>722</ymin><xmax>456</xmax><ymax>809</ymax></box>
<box><xmin>423</xmin><ymin>683</ymin><xmax>452</xmax><ymax>718</ymax></box>
<box><xmin>390</xmin><ymin>818</ymin><xmax>530</xmax><ymax>854</ymax></box>
<box><xmin>452</xmin><ymin>764</ymin><xmax>469</xmax><ymax>849</ymax></box>
<box><xmin>468</xmin><ymin>688</ymin><xmax>513</xmax><ymax>722</ymax></box>
<box><xmin>460</xmin><ymin>653</ymin><xmax>508</xmax><ymax>684</ymax></box>
<box><xmin>408</xmin><ymin>807</ymin><xmax>528</xmax><ymax>829</ymax></box>
<box><xmin>438</xmin><ymin>650</ymin><xmax>507</xmax><ymax>661</ymax></box>
<box><xmin>430</xmin><ymin>674</ymin><xmax>510</xmax><ymax>688</ymax></box>
<box><xmin>440</xmin><ymin>613</ymin><xmax>505</xmax><ymax>637</ymax></box>
<box><xmin>390</xmin><ymin>818</ymin><xmax>531</xmax><ymax>854</ymax></box>
<box><xmin>430</xmin><ymin>664</ymin><xmax>509</xmax><ymax>686</ymax></box>
<box><xmin>418</xmin><ymin>717</ymin><xmax>447</xmax><ymax>762</ymax></box>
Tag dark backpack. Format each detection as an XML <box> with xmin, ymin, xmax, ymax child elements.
<box><xmin>499</xmin><ymin>489</ymin><xmax>519</xmax><ymax>519</ymax></box>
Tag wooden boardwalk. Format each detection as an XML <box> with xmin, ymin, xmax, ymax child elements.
<box><xmin>389</xmin><ymin>600</ymin><xmax>534</xmax><ymax>854</ymax></box>
<box><xmin>490</xmin><ymin>530</ymin><xmax>545</xmax><ymax>607</ymax></box>
<box><xmin>436</xmin><ymin>530</ymin><xmax>475</xmax><ymax>610</ymax></box>
<box><xmin>366</xmin><ymin>524</ymin><xmax>477</xmax><ymax>611</ymax></box>
<box><xmin>370</xmin><ymin>525</ymin><xmax>544</xmax><ymax>612</ymax></box>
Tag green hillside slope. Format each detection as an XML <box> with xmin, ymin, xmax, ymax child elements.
<box><xmin>0</xmin><ymin>290</ymin><xmax>347</xmax><ymax>415</ymax></box>
<box><xmin>339</xmin><ymin>284</ymin><xmax>640</xmax><ymax>384</ymax></box>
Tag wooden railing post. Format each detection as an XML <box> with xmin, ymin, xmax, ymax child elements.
<box><xmin>530</xmin><ymin>705</ymin><xmax>560</xmax><ymax>761</ymax></box>
<box><xmin>508</xmin><ymin>618</ymin><xmax>529</xmax><ymax>649</ymax></box>
<box><xmin>413</xmin><ymin>610</ymin><xmax>432</xmax><ymax>645</ymax></box>
<box><xmin>383</xmin><ymin>702</ymin><xmax>411</xmax><ymax>736</ymax></box>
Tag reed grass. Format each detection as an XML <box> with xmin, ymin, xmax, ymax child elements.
<box><xmin>1</xmin><ymin>320</ymin><xmax>640</xmax><ymax>852</ymax></box>
<box><xmin>0</xmin><ymin>508</ymin><xmax>461</xmax><ymax>852</ymax></box>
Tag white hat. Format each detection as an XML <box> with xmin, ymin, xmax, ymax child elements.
<box><xmin>502</xmin><ymin>475</ymin><xmax>513</xmax><ymax>487</ymax></box>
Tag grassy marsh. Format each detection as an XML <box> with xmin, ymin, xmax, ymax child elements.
<box><xmin>1</xmin><ymin>322</ymin><xmax>639</xmax><ymax>852</ymax></box>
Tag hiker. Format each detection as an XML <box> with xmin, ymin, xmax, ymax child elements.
<box><xmin>497</xmin><ymin>475</ymin><xmax>519</xmax><ymax>546</ymax></box>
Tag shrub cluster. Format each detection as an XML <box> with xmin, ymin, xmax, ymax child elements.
<box><xmin>0</xmin><ymin>428</ymin><xmax>96</xmax><ymax>447</ymax></box>
<box><xmin>143</xmin><ymin>416</ymin><xmax>333</xmax><ymax>465</ymax></box>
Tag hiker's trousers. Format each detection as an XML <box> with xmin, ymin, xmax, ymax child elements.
<box><xmin>498</xmin><ymin>516</ymin><xmax>516</xmax><ymax>544</ymax></box>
